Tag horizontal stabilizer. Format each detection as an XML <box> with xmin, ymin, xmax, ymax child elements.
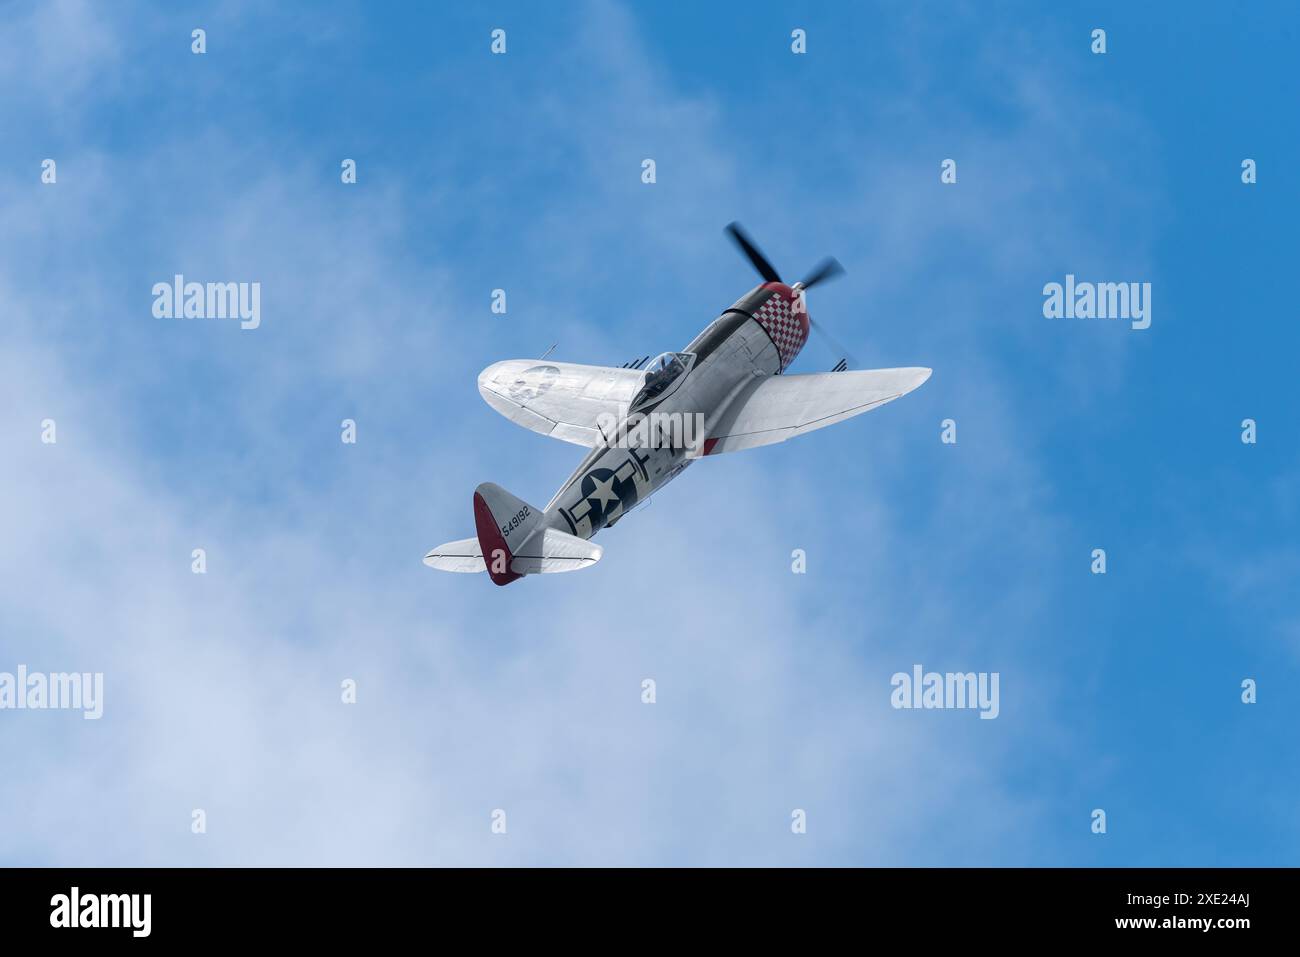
<box><xmin>423</xmin><ymin>537</ymin><xmax>486</xmax><ymax>573</ymax></box>
<box><xmin>510</xmin><ymin>528</ymin><xmax>603</xmax><ymax>574</ymax></box>
<box><xmin>423</xmin><ymin>526</ymin><xmax>601</xmax><ymax>579</ymax></box>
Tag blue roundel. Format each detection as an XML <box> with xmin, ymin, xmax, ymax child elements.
<box><xmin>580</xmin><ymin>466</ymin><xmax>638</xmax><ymax>525</ymax></box>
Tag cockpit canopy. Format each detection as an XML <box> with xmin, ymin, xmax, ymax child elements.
<box><xmin>629</xmin><ymin>352</ymin><xmax>694</xmax><ymax>411</ymax></box>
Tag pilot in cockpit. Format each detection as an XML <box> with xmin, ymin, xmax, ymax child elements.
<box><xmin>630</xmin><ymin>353</ymin><xmax>692</xmax><ymax>410</ymax></box>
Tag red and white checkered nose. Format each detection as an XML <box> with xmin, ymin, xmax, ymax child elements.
<box><xmin>752</xmin><ymin>282</ymin><xmax>810</xmax><ymax>372</ymax></box>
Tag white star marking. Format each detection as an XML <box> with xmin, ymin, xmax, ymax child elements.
<box><xmin>587</xmin><ymin>475</ymin><xmax>620</xmax><ymax>510</ymax></box>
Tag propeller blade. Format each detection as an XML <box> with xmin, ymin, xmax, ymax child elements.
<box><xmin>809</xmin><ymin>317</ymin><xmax>858</xmax><ymax>371</ymax></box>
<box><xmin>724</xmin><ymin>222</ymin><xmax>782</xmax><ymax>284</ymax></box>
<box><xmin>800</xmin><ymin>256</ymin><xmax>845</xmax><ymax>289</ymax></box>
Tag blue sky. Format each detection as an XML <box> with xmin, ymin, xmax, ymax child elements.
<box><xmin>1</xmin><ymin>0</ymin><xmax>1297</xmax><ymax>865</ymax></box>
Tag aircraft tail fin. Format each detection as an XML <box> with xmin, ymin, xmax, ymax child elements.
<box><xmin>424</xmin><ymin>483</ymin><xmax>601</xmax><ymax>585</ymax></box>
<box><xmin>473</xmin><ymin>482</ymin><xmax>543</xmax><ymax>585</ymax></box>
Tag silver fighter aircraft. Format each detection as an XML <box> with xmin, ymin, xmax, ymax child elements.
<box><xmin>425</xmin><ymin>223</ymin><xmax>931</xmax><ymax>586</ymax></box>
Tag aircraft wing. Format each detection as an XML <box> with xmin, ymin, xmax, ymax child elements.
<box><xmin>704</xmin><ymin>367</ymin><xmax>931</xmax><ymax>455</ymax></box>
<box><xmin>478</xmin><ymin>359</ymin><xmax>645</xmax><ymax>447</ymax></box>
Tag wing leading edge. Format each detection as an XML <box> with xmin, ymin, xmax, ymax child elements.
<box><xmin>704</xmin><ymin>367</ymin><xmax>931</xmax><ymax>455</ymax></box>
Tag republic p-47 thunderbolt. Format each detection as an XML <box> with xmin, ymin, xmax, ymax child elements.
<box><xmin>424</xmin><ymin>223</ymin><xmax>931</xmax><ymax>586</ymax></box>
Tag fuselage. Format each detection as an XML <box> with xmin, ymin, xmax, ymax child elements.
<box><xmin>541</xmin><ymin>281</ymin><xmax>807</xmax><ymax>540</ymax></box>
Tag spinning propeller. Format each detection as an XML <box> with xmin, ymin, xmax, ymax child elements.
<box><xmin>723</xmin><ymin>222</ymin><xmax>856</xmax><ymax>368</ymax></box>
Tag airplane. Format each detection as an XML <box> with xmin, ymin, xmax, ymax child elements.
<box><xmin>424</xmin><ymin>222</ymin><xmax>931</xmax><ymax>586</ymax></box>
